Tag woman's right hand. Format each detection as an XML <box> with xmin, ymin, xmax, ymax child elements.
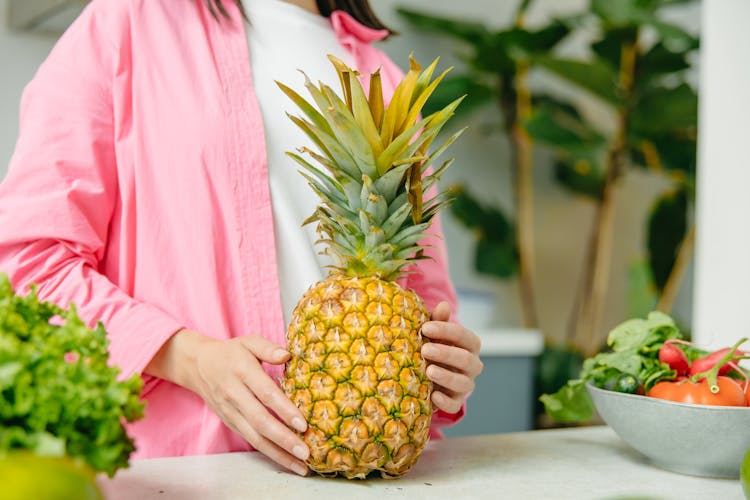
<box><xmin>145</xmin><ymin>329</ymin><xmax>310</xmax><ymax>476</ymax></box>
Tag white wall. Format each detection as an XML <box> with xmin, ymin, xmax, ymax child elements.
<box><xmin>0</xmin><ymin>0</ymin><xmax>700</xmax><ymax>343</ymax></box>
<box><xmin>0</xmin><ymin>1</ymin><xmax>58</xmax><ymax>170</ymax></box>
<box><xmin>693</xmin><ymin>0</ymin><xmax>750</xmax><ymax>349</ymax></box>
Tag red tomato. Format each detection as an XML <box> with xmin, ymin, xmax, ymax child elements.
<box><xmin>743</xmin><ymin>380</ymin><xmax>750</xmax><ymax>406</ymax></box>
<box><xmin>647</xmin><ymin>376</ymin><xmax>747</xmax><ymax>406</ymax></box>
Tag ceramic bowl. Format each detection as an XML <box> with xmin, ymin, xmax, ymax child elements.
<box><xmin>586</xmin><ymin>382</ymin><xmax>750</xmax><ymax>478</ymax></box>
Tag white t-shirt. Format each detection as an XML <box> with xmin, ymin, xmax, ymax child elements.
<box><xmin>241</xmin><ymin>0</ymin><xmax>356</xmax><ymax>324</ymax></box>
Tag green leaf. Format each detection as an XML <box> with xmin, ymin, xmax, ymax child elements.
<box><xmin>532</xmin><ymin>94</ymin><xmax>584</xmax><ymax>121</ymax></box>
<box><xmin>506</xmin><ymin>22</ymin><xmax>571</xmax><ymax>57</ymax></box>
<box><xmin>628</xmin><ymin>132</ymin><xmax>696</xmax><ymax>175</ymax></box>
<box><xmin>591</xmin><ymin>26</ymin><xmax>639</xmax><ymax>71</ymax></box>
<box><xmin>533</xmin><ymin>55</ymin><xmax>620</xmax><ymax>104</ymax></box>
<box><xmin>592</xmin><ymin>0</ymin><xmax>655</xmax><ymax>25</ymax></box>
<box><xmin>524</xmin><ymin>104</ymin><xmax>606</xmax><ymax>155</ymax></box>
<box><xmin>449</xmin><ymin>186</ymin><xmax>518</xmax><ymax>279</ymax></box>
<box><xmin>553</xmin><ymin>159</ymin><xmax>605</xmax><ymax>200</ymax></box>
<box><xmin>32</xmin><ymin>432</ymin><xmax>66</xmax><ymax>456</ymax></box>
<box><xmin>524</xmin><ymin>98</ymin><xmax>608</xmax><ymax>191</ymax></box>
<box><xmin>535</xmin><ymin>344</ymin><xmax>585</xmax><ymax>398</ymax></box>
<box><xmin>646</xmin><ymin>19</ymin><xmax>699</xmax><ymax>48</ymax></box>
<box><xmin>606</xmin><ymin>311</ymin><xmax>678</xmax><ymax>351</ymax></box>
<box><xmin>631</xmin><ymin>83</ymin><xmax>697</xmax><ymax>135</ymax></box>
<box><xmin>475</xmin><ymin>238</ymin><xmax>518</xmax><ymax>279</ymax></box>
<box><xmin>593</xmin><ymin>351</ymin><xmax>643</xmax><ymax>375</ymax></box>
<box><xmin>472</xmin><ymin>32</ymin><xmax>517</xmax><ymax>75</ymax></box>
<box><xmin>647</xmin><ymin>189</ymin><xmax>688</xmax><ymax>290</ymax></box>
<box><xmin>636</xmin><ymin>42</ymin><xmax>693</xmax><ymax>85</ymax></box>
<box><xmin>640</xmin><ymin>362</ymin><xmax>675</xmax><ymax>391</ymax></box>
<box><xmin>449</xmin><ymin>186</ymin><xmax>514</xmax><ymax>241</ymax></box>
<box><xmin>539</xmin><ymin>379</ymin><xmax>595</xmax><ymax>423</ymax></box>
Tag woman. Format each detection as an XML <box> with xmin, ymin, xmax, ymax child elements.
<box><xmin>0</xmin><ymin>0</ymin><xmax>483</xmax><ymax>477</ymax></box>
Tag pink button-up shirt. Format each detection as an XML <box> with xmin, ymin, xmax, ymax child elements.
<box><xmin>0</xmin><ymin>0</ymin><xmax>460</xmax><ymax>458</ymax></box>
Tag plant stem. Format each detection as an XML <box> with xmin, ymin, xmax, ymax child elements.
<box><xmin>691</xmin><ymin>337</ymin><xmax>748</xmax><ymax>393</ymax></box>
<box><xmin>513</xmin><ymin>60</ymin><xmax>539</xmax><ymax>329</ymax></box>
<box><xmin>656</xmin><ymin>225</ymin><xmax>695</xmax><ymax>313</ymax></box>
<box><xmin>573</xmin><ymin>41</ymin><xmax>638</xmax><ymax>356</ymax></box>
<box><xmin>504</xmin><ymin>1</ymin><xmax>539</xmax><ymax>330</ymax></box>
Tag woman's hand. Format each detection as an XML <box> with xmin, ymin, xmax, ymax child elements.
<box><xmin>420</xmin><ymin>302</ymin><xmax>483</xmax><ymax>414</ymax></box>
<box><xmin>145</xmin><ymin>330</ymin><xmax>310</xmax><ymax>476</ymax></box>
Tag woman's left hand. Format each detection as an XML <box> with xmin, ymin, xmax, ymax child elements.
<box><xmin>420</xmin><ymin>301</ymin><xmax>483</xmax><ymax>414</ymax></box>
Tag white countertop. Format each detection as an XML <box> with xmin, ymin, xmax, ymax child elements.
<box><xmin>98</xmin><ymin>426</ymin><xmax>742</xmax><ymax>500</ymax></box>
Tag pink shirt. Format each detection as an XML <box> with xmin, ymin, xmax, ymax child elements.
<box><xmin>0</xmin><ymin>0</ymin><xmax>461</xmax><ymax>458</ymax></box>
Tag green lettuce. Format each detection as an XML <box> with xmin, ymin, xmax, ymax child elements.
<box><xmin>0</xmin><ymin>274</ymin><xmax>144</xmax><ymax>476</ymax></box>
<box><xmin>540</xmin><ymin>311</ymin><xmax>683</xmax><ymax>423</ymax></box>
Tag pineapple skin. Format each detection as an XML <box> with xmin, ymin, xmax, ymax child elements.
<box><xmin>282</xmin><ymin>274</ymin><xmax>432</xmax><ymax>479</ymax></box>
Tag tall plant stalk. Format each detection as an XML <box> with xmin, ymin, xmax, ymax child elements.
<box><xmin>508</xmin><ymin>3</ymin><xmax>539</xmax><ymax>329</ymax></box>
<box><xmin>656</xmin><ymin>225</ymin><xmax>695</xmax><ymax>313</ymax></box>
<box><xmin>512</xmin><ymin>60</ymin><xmax>539</xmax><ymax>329</ymax></box>
<box><xmin>570</xmin><ymin>41</ymin><xmax>638</xmax><ymax>356</ymax></box>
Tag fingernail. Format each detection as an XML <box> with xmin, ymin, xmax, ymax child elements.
<box><xmin>421</xmin><ymin>323</ymin><xmax>436</xmax><ymax>335</ymax></box>
<box><xmin>292</xmin><ymin>417</ymin><xmax>307</xmax><ymax>432</ymax></box>
<box><xmin>422</xmin><ymin>344</ymin><xmax>436</xmax><ymax>357</ymax></box>
<box><xmin>293</xmin><ymin>445</ymin><xmax>309</xmax><ymax>461</ymax></box>
<box><xmin>292</xmin><ymin>463</ymin><xmax>309</xmax><ymax>476</ymax></box>
<box><xmin>274</xmin><ymin>349</ymin><xmax>289</xmax><ymax>359</ymax></box>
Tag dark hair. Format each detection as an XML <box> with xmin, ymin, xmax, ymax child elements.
<box><xmin>205</xmin><ymin>0</ymin><xmax>394</xmax><ymax>35</ymax></box>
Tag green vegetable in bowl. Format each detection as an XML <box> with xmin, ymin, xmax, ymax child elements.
<box><xmin>0</xmin><ymin>273</ymin><xmax>144</xmax><ymax>477</ymax></box>
<box><xmin>539</xmin><ymin>311</ymin><xmax>684</xmax><ymax>423</ymax></box>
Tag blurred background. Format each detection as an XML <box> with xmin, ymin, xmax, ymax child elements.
<box><xmin>1</xmin><ymin>0</ymin><xmax>747</xmax><ymax>436</ymax></box>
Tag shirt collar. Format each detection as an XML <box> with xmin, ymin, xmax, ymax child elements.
<box><xmin>329</xmin><ymin>10</ymin><xmax>389</xmax><ymax>47</ymax></box>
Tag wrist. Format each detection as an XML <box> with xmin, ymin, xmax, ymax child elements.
<box><xmin>144</xmin><ymin>329</ymin><xmax>213</xmax><ymax>391</ymax></box>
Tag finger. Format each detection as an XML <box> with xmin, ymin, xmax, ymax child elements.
<box><xmin>222</xmin><ymin>402</ymin><xmax>309</xmax><ymax>476</ymax></box>
<box><xmin>430</xmin><ymin>301</ymin><xmax>451</xmax><ymax>322</ymax></box>
<box><xmin>426</xmin><ymin>364</ymin><xmax>475</xmax><ymax>395</ymax></box>
<box><xmin>421</xmin><ymin>343</ymin><xmax>484</xmax><ymax>377</ymax></box>
<box><xmin>241</xmin><ymin>336</ymin><xmax>291</xmax><ymax>364</ymax></box>
<box><xmin>431</xmin><ymin>390</ymin><xmax>464</xmax><ymax>415</ymax></box>
<box><xmin>421</xmin><ymin>321</ymin><xmax>481</xmax><ymax>354</ymax></box>
<box><xmin>238</xmin><ymin>359</ymin><xmax>308</xmax><ymax>433</ymax></box>
<box><xmin>232</xmin><ymin>390</ymin><xmax>310</xmax><ymax>461</ymax></box>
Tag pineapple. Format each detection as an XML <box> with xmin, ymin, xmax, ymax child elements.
<box><xmin>277</xmin><ymin>55</ymin><xmax>464</xmax><ymax>479</ymax></box>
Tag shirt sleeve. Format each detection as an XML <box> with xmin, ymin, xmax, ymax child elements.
<box><xmin>0</xmin><ymin>2</ymin><xmax>184</xmax><ymax>392</ymax></box>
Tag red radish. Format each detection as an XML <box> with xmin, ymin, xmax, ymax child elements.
<box><xmin>659</xmin><ymin>340</ymin><xmax>690</xmax><ymax>375</ymax></box>
<box><xmin>689</xmin><ymin>347</ymin><xmax>744</xmax><ymax>376</ymax></box>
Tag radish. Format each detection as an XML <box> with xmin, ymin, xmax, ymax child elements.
<box><xmin>659</xmin><ymin>340</ymin><xmax>690</xmax><ymax>375</ymax></box>
<box><xmin>689</xmin><ymin>347</ymin><xmax>745</xmax><ymax>376</ymax></box>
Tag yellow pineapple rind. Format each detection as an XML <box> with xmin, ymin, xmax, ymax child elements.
<box><xmin>283</xmin><ymin>274</ymin><xmax>432</xmax><ymax>479</ymax></box>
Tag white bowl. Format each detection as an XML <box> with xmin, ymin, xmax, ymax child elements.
<box><xmin>586</xmin><ymin>383</ymin><xmax>750</xmax><ymax>478</ymax></box>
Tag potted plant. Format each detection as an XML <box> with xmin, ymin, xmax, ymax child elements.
<box><xmin>397</xmin><ymin>0</ymin><xmax>698</xmax><ymax>425</ymax></box>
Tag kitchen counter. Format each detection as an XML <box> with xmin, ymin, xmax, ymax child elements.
<box><xmin>99</xmin><ymin>426</ymin><xmax>742</xmax><ymax>500</ymax></box>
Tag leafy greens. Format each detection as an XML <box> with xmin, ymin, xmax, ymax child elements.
<box><xmin>540</xmin><ymin>311</ymin><xmax>683</xmax><ymax>422</ymax></box>
<box><xmin>0</xmin><ymin>274</ymin><xmax>144</xmax><ymax>476</ymax></box>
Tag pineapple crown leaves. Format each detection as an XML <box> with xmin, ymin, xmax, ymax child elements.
<box><xmin>276</xmin><ymin>54</ymin><xmax>465</xmax><ymax>280</ymax></box>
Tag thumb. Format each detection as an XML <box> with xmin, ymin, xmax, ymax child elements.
<box><xmin>241</xmin><ymin>336</ymin><xmax>290</xmax><ymax>364</ymax></box>
<box><xmin>430</xmin><ymin>301</ymin><xmax>452</xmax><ymax>322</ymax></box>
